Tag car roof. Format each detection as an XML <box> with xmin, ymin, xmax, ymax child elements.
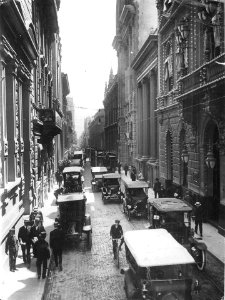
<box><xmin>95</xmin><ymin>174</ymin><xmax>103</xmax><ymax>179</ymax></box>
<box><xmin>122</xmin><ymin>178</ymin><xmax>148</xmax><ymax>189</ymax></box>
<box><xmin>102</xmin><ymin>173</ymin><xmax>121</xmax><ymax>179</ymax></box>
<box><xmin>91</xmin><ymin>167</ymin><xmax>108</xmax><ymax>173</ymax></box>
<box><xmin>152</xmin><ymin>198</ymin><xmax>193</xmax><ymax>212</ymax></box>
<box><xmin>57</xmin><ymin>192</ymin><xmax>85</xmax><ymax>203</ymax></box>
<box><xmin>63</xmin><ymin>166</ymin><xmax>83</xmax><ymax>173</ymax></box>
<box><xmin>124</xmin><ymin>229</ymin><xmax>195</xmax><ymax>267</ymax></box>
<box><xmin>74</xmin><ymin>151</ymin><xmax>83</xmax><ymax>155</ymax></box>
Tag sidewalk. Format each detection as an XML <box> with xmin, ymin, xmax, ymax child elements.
<box><xmin>120</xmin><ymin>170</ymin><xmax>225</xmax><ymax>264</ymax></box>
<box><xmin>0</xmin><ymin>185</ymin><xmax>58</xmax><ymax>300</ymax></box>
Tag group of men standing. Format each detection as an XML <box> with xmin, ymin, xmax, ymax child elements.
<box><xmin>5</xmin><ymin>206</ymin><xmax>64</xmax><ymax>279</ymax></box>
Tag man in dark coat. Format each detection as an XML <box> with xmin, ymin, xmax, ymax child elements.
<box><xmin>50</xmin><ymin>222</ymin><xmax>64</xmax><ymax>271</ymax></box>
<box><xmin>18</xmin><ymin>220</ymin><xmax>31</xmax><ymax>267</ymax></box>
<box><xmin>153</xmin><ymin>178</ymin><xmax>162</xmax><ymax>198</ymax></box>
<box><xmin>5</xmin><ymin>228</ymin><xmax>18</xmax><ymax>272</ymax></box>
<box><xmin>194</xmin><ymin>201</ymin><xmax>204</xmax><ymax>237</ymax></box>
<box><xmin>110</xmin><ymin>220</ymin><xmax>124</xmax><ymax>258</ymax></box>
<box><xmin>36</xmin><ymin>232</ymin><xmax>50</xmax><ymax>279</ymax></box>
<box><xmin>30</xmin><ymin>218</ymin><xmax>45</xmax><ymax>258</ymax></box>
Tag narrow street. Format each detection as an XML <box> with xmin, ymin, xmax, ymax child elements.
<box><xmin>44</xmin><ymin>162</ymin><xmax>224</xmax><ymax>300</ymax></box>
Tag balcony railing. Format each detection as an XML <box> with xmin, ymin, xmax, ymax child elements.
<box><xmin>177</xmin><ymin>53</ymin><xmax>225</xmax><ymax>99</ymax></box>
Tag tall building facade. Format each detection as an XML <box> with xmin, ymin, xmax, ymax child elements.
<box><xmin>103</xmin><ymin>71</ymin><xmax>118</xmax><ymax>158</ymax></box>
<box><xmin>0</xmin><ymin>0</ymin><xmax>63</xmax><ymax>261</ymax></box>
<box><xmin>156</xmin><ymin>0</ymin><xmax>225</xmax><ymax>235</ymax></box>
<box><xmin>113</xmin><ymin>0</ymin><xmax>158</xmax><ymax>167</ymax></box>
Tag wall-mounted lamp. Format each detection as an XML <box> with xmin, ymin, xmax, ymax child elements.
<box><xmin>205</xmin><ymin>144</ymin><xmax>216</xmax><ymax>169</ymax></box>
<box><xmin>181</xmin><ymin>144</ymin><xmax>189</xmax><ymax>164</ymax></box>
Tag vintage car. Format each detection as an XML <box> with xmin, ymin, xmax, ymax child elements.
<box><xmin>121</xmin><ymin>178</ymin><xmax>149</xmax><ymax>221</ymax></box>
<box><xmin>121</xmin><ymin>229</ymin><xmax>197</xmax><ymax>300</ymax></box>
<box><xmin>62</xmin><ymin>166</ymin><xmax>84</xmax><ymax>193</ymax></box>
<box><xmin>72</xmin><ymin>150</ymin><xmax>84</xmax><ymax>167</ymax></box>
<box><xmin>149</xmin><ymin>198</ymin><xmax>207</xmax><ymax>271</ymax></box>
<box><xmin>101</xmin><ymin>173</ymin><xmax>122</xmax><ymax>204</ymax></box>
<box><xmin>57</xmin><ymin>193</ymin><xmax>92</xmax><ymax>249</ymax></box>
<box><xmin>91</xmin><ymin>166</ymin><xmax>108</xmax><ymax>192</ymax></box>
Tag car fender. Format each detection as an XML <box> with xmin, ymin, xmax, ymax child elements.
<box><xmin>124</xmin><ymin>269</ymin><xmax>137</xmax><ymax>299</ymax></box>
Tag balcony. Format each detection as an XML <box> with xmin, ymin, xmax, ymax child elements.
<box><xmin>39</xmin><ymin>108</ymin><xmax>62</xmax><ymax>137</ymax></box>
<box><xmin>176</xmin><ymin>53</ymin><xmax>225</xmax><ymax>101</ymax></box>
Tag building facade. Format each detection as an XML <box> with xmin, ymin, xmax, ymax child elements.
<box><xmin>88</xmin><ymin>109</ymin><xmax>105</xmax><ymax>151</ymax></box>
<box><xmin>0</xmin><ymin>0</ymin><xmax>63</xmax><ymax>261</ymax></box>
<box><xmin>132</xmin><ymin>34</ymin><xmax>159</xmax><ymax>187</ymax></box>
<box><xmin>156</xmin><ymin>0</ymin><xmax>225</xmax><ymax>235</ymax></box>
<box><xmin>103</xmin><ymin>72</ymin><xmax>118</xmax><ymax>158</ymax></box>
<box><xmin>113</xmin><ymin>0</ymin><xmax>158</xmax><ymax>167</ymax></box>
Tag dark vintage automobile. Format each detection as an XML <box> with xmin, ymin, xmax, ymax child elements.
<box><xmin>57</xmin><ymin>193</ymin><xmax>92</xmax><ymax>249</ymax></box>
<box><xmin>121</xmin><ymin>178</ymin><xmax>149</xmax><ymax>221</ymax></box>
<box><xmin>121</xmin><ymin>229</ymin><xmax>197</xmax><ymax>300</ymax></box>
<box><xmin>149</xmin><ymin>198</ymin><xmax>207</xmax><ymax>271</ymax></box>
<box><xmin>91</xmin><ymin>166</ymin><xmax>108</xmax><ymax>192</ymax></box>
<box><xmin>62</xmin><ymin>166</ymin><xmax>84</xmax><ymax>193</ymax></box>
<box><xmin>101</xmin><ymin>173</ymin><xmax>122</xmax><ymax>204</ymax></box>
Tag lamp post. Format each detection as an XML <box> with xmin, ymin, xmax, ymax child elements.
<box><xmin>205</xmin><ymin>145</ymin><xmax>216</xmax><ymax>169</ymax></box>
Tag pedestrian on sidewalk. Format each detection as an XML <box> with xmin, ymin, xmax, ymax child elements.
<box><xmin>153</xmin><ymin>178</ymin><xmax>162</xmax><ymax>198</ymax></box>
<box><xmin>130</xmin><ymin>166</ymin><xmax>136</xmax><ymax>181</ymax></box>
<box><xmin>30</xmin><ymin>217</ymin><xmax>46</xmax><ymax>258</ymax></box>
<box><xmin>50</xmin><ymin>221</ymin><xmax>64</xmax><ymax>271</ymax></box>
<box><xmin>194</xmin><ymin>201</ymin><xmax>203</xmax><ymax>237</ymax></box>
<box><xmin>18</xmin><ymin>219</ymin><xmax>31</xmax><ymax>267</ymax></box>
<box><xmin>124</xmin><ymin>164</ymin><xmax>128</xmax><ymax>176</ymax></box>
<box><xmin>36</xmin><ymin>232</ymin><xmax>50</xmax><ymax>279</ymax></box>
<box><xmin>5</xmin><ymin>228</ymin><xmax>19</xmax><ymax>272</ymax></box>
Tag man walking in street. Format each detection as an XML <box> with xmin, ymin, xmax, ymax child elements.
<box><xmin>50</xmin><ymin>221</ymin><xmax>64</xmax><ymax>271</ymax></box>
<box><xmin>18</xmin><ymin>219</ymin><xmax>31</xmax><ymax>268</ymax></box>
<box><xmin>36</xmin><ymin>232</ymin><xmax>50</xmax><ymax>279</ymax></box>
<box><xmin>30</xmin><ymin>217</ymin><xmax>45</xmax><ymax>258</ymax></box>
<box><xmin>5</xmin><ymin>228</ymin><xmax>18</xmax><ymax>272</ymax></box>
<box><xmin>124</xmin><ymin>164</ymin><xmax>128</xmax><ymax>176</ymax></box>
<box><xmin>153</xmin><ymin>178</ymin><xmax>162</xmax><ymax>198</ymax></box>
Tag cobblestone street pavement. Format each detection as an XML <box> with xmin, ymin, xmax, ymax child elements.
<box><xmin>45</xmin><ymin>164</ymin><xmax>149</xmax><ymax>300</ymax></box>
<box><xmin>44</xmin><ymin>164</ymin><xmax>224</xmax><ymax>300</ymax></box>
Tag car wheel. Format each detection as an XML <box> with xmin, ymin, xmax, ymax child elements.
<box><xmin>87</xmin><ymin>231</ymin><xmax>92</xmax><ymax>250</ymax></box>
<box><xmin>196</xmin><ymin>249</ymin><xmax>206</xmax><ymax>271</ymax></box>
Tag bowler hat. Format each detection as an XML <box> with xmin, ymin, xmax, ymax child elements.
<box><xmin>195</xmin><ymin>201</ymin><xmax>201</xmax><ymax>206</ymax></box>
<box><xmin>115</xmin><ymin>220</ymin><xmax>120</xmax><ymax>224</ymax></box>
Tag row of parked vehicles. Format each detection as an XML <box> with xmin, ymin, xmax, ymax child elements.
<box><xmin>90</xmin><ymin>165</ymin><xmax>208</xmax><ymax>299</ymax></box>
<box><xmin>55</xmin><ymin>158</ymin><xmax>208</xmax><ymax>299</ymax></box>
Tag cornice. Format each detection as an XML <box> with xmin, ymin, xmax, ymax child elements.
<box><xmin>131</xmin><ymin>35</ymin><xmax>158</xmax><ymax>70</ymax></box>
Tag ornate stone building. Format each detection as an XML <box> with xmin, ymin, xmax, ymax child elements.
<box><xmin>113</xmin><ymin>0</ymin><xmax>157</xmax><ymax>167</ymax></box>
<box><xmin>103</xmin><ymin>71</ymin><xmax>118</xmax><ymax>158</ymax></box>
<box><xmin>156</xmin><ymin>0</ymin><xmax>225</xmax><ymax>235</ymax></box>
<box><xmin>88</xmin><ymin>109</ymin><xmax>105</xmax><ymax>152</ymax></box>
<box><xmin>0</xmin><ymin>0</ymin><xmax>63</xmax><ymax>260</ymax></box>
<box><xmin>132</xmin><ymin>34</ymin><xmax>159</xmax><ymax>187</ymax></box>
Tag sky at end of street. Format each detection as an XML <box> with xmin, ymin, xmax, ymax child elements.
<box><xmin>58</xmin><ymin>0</ymin><xmax>118</xmax><ymax>138</ymax></box>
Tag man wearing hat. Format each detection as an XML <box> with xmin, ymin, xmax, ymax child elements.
<box><xmin>29</xmin><ymin>206</ymin><xmax>43</xmax><ymax>225</ymax></box>
<box><xmin>18</xmin><ymin>219</ymin><xmax>32</xmax><ymax>266</ymax></box>
<box><xmin>50</xmin><ymin>221</ymin><xmax>64</xmax><ymax>271</ymax></box>
<box><xmin>110</xmin><ymin>220</ymin><xmax>124</xmax><ymax>259</ymax></box>
<box><xmin>36</xmin><ymin>231</ymin><xmax>50</xmax><ymax>279</ymax></box>
<box><xmin>194</xmin><ymin>201</ymin><xmax>204</xmax><ymax>237</ymax></box>
<box><xmin>5</xmin><ymin>228</ymin><xmax>19</xmax><ymax>272</ymax></box>
<box><xmin>30</xmin><ymin>217</ymin><xmax>45</xmax><ymax>257</ymax></box>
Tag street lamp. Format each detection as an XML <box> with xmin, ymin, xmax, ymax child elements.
<box><xmin>181</xmin><ymin>144</ymin><xmax>189</xmax><ymax>164</ymax></box>
<box><xmin>205</xmin><ymin>145</ymin><xmax>216</xmax><ymax>169</ymax></box>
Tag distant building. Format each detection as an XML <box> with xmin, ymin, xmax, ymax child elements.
<box><xmin>88</xmin><ymin>109</ymin><xmax>105</xmax><ymax>151</ymax></box>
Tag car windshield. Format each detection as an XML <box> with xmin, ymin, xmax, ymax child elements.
<box><xmin>128</xmin><ymin>188</ymin><xmax>145</xmax><ymax>197</ymax></box>
<box><xmin>73</xmin><ymin>154</ymin><xmax>82</xmax><ymax>160</ymax></box>
<box><xmin>139</xmin><ymin>264</ymin><xmax>193</xmax><ymax>280</ymax></box>
<box><xmin>105</xmin><ymin>178</ymin><xmax>119</xmax><ymax>185</ymax></box>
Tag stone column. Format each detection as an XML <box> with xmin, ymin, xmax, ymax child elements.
<box><xmin>137</xmin><ymin>82</ymin><xmax>143</xmax><ymax>157</ymax></box>
<box><xmin>149</xmin><ymin>70</ymin><xmax>157</xmax><ymax>161</ymax></box>
<box><xmin>142</xmin><ymin>77</ymin><xmax>149</xmax><ymax>159</ymax></box>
